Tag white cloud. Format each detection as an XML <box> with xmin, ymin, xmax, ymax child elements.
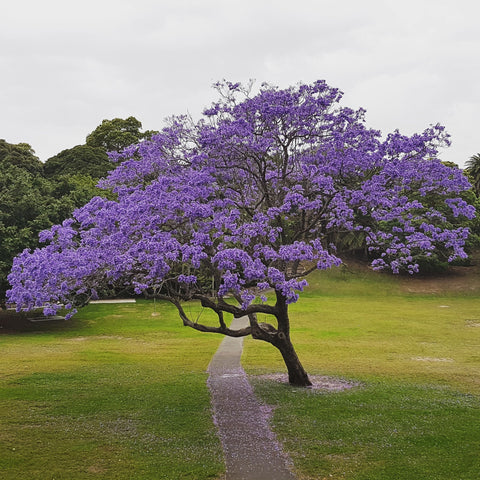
<box><xmin>1</xmin><ymin>0</ymin><xmax>479</xmax><ymax>165</ymax></box>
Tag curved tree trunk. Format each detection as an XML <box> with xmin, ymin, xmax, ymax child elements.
<box><xmin>251</xmin><ymin>323</ymin><xmax>312</xmax><ymax>386</ymax></box>
<box><xmin>274</xmin><ymin>331</ymin><xmax>312</xmax><ymax>386</ymax></box>
<box><xmin>173</xmin><ymin>290</ymin><xmax>312</xmax><ymax>387</ymax></box>
<box><xmin>251</xmin><ymin>290</ymin><xmax>312</xmax><ymax>387</ymax></box>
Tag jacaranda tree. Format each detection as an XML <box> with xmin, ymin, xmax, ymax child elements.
<box><xmin>7</xmin><ymin>81</ymin><xmax>475</xmax><ymax>386</ymax></box>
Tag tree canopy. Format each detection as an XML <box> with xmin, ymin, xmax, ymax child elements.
<box><xmin>6</xmin><ymin>81</ymin><xmax>476</xmax><ymax>385</ymax></box>
<box><xmin>85</xmin><ymin>116</ymin><xmax>156</xmax><ymax>152</ymax></box>
<box><xmin>45</xmin><ymin>116</ymin><xmax>155</xmax><ymax>179</ymax></box>
<box><xmin>0</xmin><ymin>139</ymin><xmax>43</xmax><ymax>175</ymax></box>
<box><xmin>43</xmin><ymin>144</ymin><xmax>112</xmax><ymax>179</ymax></box>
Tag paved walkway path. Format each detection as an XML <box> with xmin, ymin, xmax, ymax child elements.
<box><xmin>207</xmin><ymin>317</ymin><xmax>296</xmax><ymax>480</ymax></box>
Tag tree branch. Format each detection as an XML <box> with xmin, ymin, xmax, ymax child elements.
<box><xmin>157</xmin><ymin>294</ymin><xmax>253</xmax><ymax>337</ymax></box>
<box><xmin>192</xmin><ymin>293</ymin><xmax>277</xmax><ymax>316</ymax></box>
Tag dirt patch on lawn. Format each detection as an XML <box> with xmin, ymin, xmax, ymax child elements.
<box><xmin>342</xmin><ymin>253</ymin><xmax>480</xmax><ymax>295</ymax></box>
<box><xmin>397</xmin><ymin>263</ymin><xmax>480</xmax><ymax>295</ymax></box>
<box><xmin>252</xmin><ymin>373</ymin><xmax>361</xmax><ymax>391</ymax></box>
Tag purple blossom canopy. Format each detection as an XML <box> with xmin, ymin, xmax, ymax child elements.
<box><xmin>7</xmin><ymin>80</ymin><xmax>475</xmax><ymax>317</ymax></box>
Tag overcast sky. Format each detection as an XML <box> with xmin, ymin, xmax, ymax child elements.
<box><xmin>1</xmin><ymin>0</ymin><xmax>479</xmax><ymax>167</ymax></box>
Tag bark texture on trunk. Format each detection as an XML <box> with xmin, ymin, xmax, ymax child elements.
<box><xmin>275</xmin><ymin>332</ymin><xmax>312</xmax><ymax>387</ymax></box>
<box><xmin>251</xmin><ymin>325</ymin><xmax>312</xmax><ymax>387</ymax></box>
<box><xmin>250</xmin><ymin>290</ymin><xmax>312</xmax><ymax>387</ymax></box>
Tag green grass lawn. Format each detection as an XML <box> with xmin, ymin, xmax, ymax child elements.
<box><xmin>243</xmin><ymin>265</ymin><xmax>480</xmax><ymax>479</ymax></box>
<box><xmin>1</xmin><ymin>263</ymin><xmax>479</xmax><ymax>479</ymax></box>
<box><xmin>0</xmin><ymin>301</ymin><xmax>224</xmax><ymax>480</ymax></box>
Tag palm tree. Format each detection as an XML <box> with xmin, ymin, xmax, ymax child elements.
<box><xmin>465</xmin><ymin>153</ymin><xmax>480</xmax><ymax>196</ymax></box>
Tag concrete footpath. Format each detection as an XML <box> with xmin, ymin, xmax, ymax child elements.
<box><xmin>207</xmin><ymin>317</ymin><xmax>296</xmax><ymax>480</ymax></box>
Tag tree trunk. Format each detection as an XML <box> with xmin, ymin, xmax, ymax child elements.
<box><xmin>275</xmin><ymin>290</ymin><xmax>312</xmax><ymax>387</ymax></box>
<box><xmin>274</xmin><ymin>332</ymin><xmax>312</xmax><ymax>387</ymax></box>
<box><xmin>250</xmin><ymin>290</ymin><xmax>313</xmax><ymax>387</ymax></box>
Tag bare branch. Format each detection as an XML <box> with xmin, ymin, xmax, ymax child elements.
<box><xmin>192</xmin><ymin>293</ymin><xmax>277</xmax><ymax>317</ymax></box>
<box><xmin>157</xmin><ymin>294</ymin><xmax>253</xmax><ymax>337</ymax></box>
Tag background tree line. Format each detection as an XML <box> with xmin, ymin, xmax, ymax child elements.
<box><xmin>1</xmin><ymin>116</ymin><xmax>479</xmax><ymax>304</ymax></box>
<box><xmin>0</xmin><ymin>117</ymin><xmax>155</xmax><ymax>302</ymax></box>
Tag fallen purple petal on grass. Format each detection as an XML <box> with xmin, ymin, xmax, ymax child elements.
<box><xmin>251</xmin><ymin>373</ymin><xmax>362</xmax><ymax>391</ymax></box>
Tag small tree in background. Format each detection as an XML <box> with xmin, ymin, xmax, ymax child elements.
<box><xmin>7</xmin><ymin>81</ymin><xmax>475</xmax><ymax>386</ymax></box>
<box><xmin>465</xmin><ymin>153</ymin><xmax>480</xmax><ymax>196</ymax></box>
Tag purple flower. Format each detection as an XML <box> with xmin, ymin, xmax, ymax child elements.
<box><xmin>6</xmin><ymin>79</ymin><xmax>475</xmax><ymax>318</ymax></box>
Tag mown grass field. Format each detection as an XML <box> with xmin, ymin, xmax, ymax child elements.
<box><xmin>1</xmin><ymin>261</ymin><xmax>479</xmax><ymax>479</ymax></box>
<box><xmin>0</xmin><ymin>301</ymin><xmax>224</xmax><ymax>480</ymax></box>
<box><xmin>244</xmin><ymin>265</ymin><xmax>480</xmax><ymax>479</ymax></box>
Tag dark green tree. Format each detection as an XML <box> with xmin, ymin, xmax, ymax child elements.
<box><xmin>0</xmin><ymin>161</ymin><xmax>52</xmax><ymax>300</ymax></box>
<box><xmin>0</xmin><ymin>136</ymin><xmax>110</xmax><ymax>301</ymax></box>
<box><xmin>45</xmin><ymin>116</ymin><xmax>156</xmax><ymax>180</ymax></box>
<box><xmin>44</xmin><ymin>145</ymin><xmax>112</xmax><ymax>179</ymax></box>
<box><xmin>85</xmin><ymin>116</ymin><xmax>156</xmax><ymax>152</ymax></box>
<box><xmin>0</xmin><ymin>139</ymin><xmax>43</xmax><ymax>175</ymax></box>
